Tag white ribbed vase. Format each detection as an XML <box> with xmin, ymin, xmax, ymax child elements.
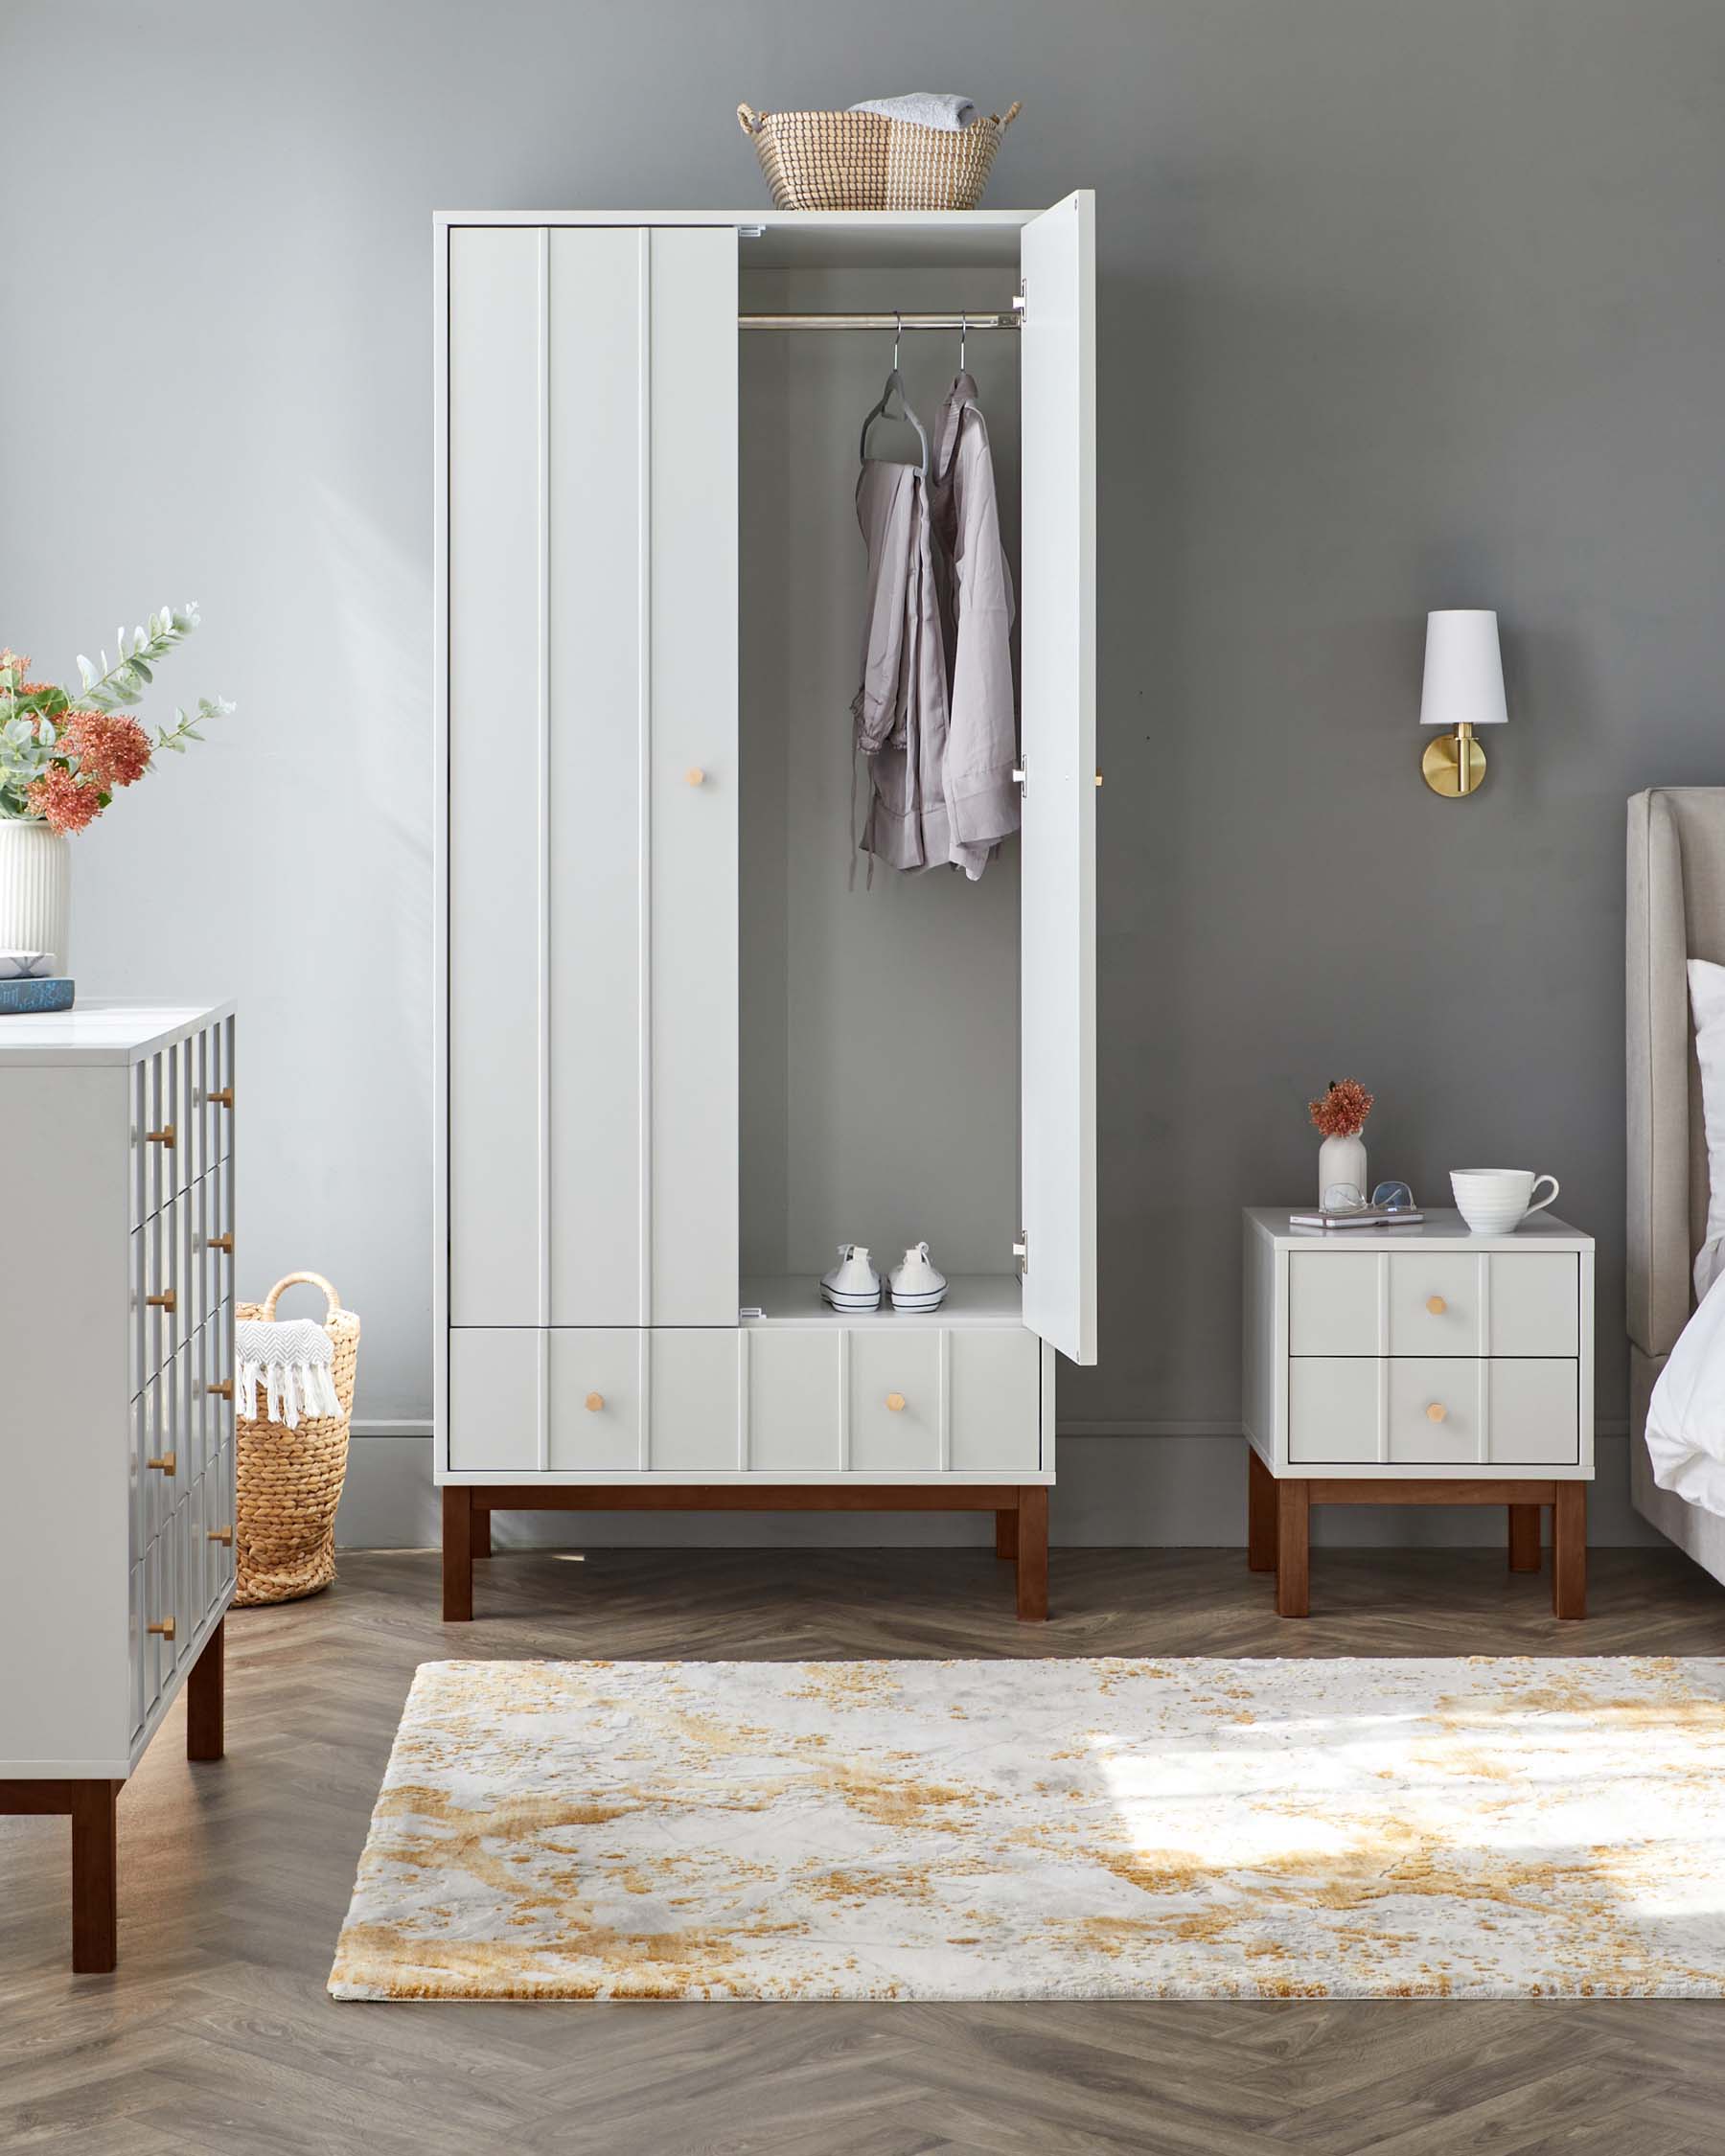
<box><xmin>1317</xmin><ymin>1130</ymin><xmax>1367</xmax><ymax>1209</ymax></box>
<box><xmin>0</xmin><ymin>818</ymin><xmax>71</xmax><ymax>974</ymax></box>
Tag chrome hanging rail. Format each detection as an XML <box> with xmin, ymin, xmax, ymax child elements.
<box><xmin>737</xmin><ymin>309</ymin><xmax>1021</xmax><ymax>332</ymax></box>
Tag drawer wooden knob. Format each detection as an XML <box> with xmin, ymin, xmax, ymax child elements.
<box><xmin>209</xmin><ymin>1233</ymin><xmax>234</xmax><ymax>1254</ymax></box>
<box><xmin>685</xmin><ymin>767</ymin><xmax>705</xmax><ymax>787</ymax></box>
<box><xmin>1426</xmin><ymin>1402</ymin><xmax>1447</xmax><ymax>1424</ymax></box>
<box><xmin>146</xmin><ymin>1290</ymin><xmax>176</xmax><ymax>1312</ymax></box>
<box><xmin>147</xmin><ymin>1453</ymin><xmax>176</xmax><ymax>1475</ymax></box>
<box><xmin>145</xmin><ymin>1124</ymin><xmax>175</xmax><ymax>1148</ymax></box>
<box><xmin>148</xmin><ymin>1617</ymin><xmax>175</xmax><ymax>1640</ymax></box>
<box><xmin>585</xmin><ymin>1391</ymin><xmax>605</xmax><ymax>1411</ymax></box>
<box><xmin>886</xmin><ymin>1392</ymin><xmax>907</xmax><ymax>1412</ymax></box>
<box><xmin>207</xmin><ymin>1381</ymin><xmax>234</xmax><ymax>1400</ymax></box>
<box><xmin>209</xmin><ymin>1087</ymin><xmax>234</xmax><ymax>1108</ymax></box>
<box><xmin>208</xmin><ymin>1527</ymin><xmax>233</xmax><ymax>1547</ymax></box>
<box><xmin>1426</xmin><ymin>1296</ymin><xmax>1446</xmax><ymax>1316</ymax></box>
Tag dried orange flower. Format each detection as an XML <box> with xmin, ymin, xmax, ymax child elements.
<box><xmin>1309</xmin><ymin>1077</ymin><xmax>1374</xmax><ymax>1139</ymax></box>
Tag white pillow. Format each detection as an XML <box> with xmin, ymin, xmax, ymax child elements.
<box><xmin>1688</xmin><ymin>958</ymin><xmax>1725</xmax><ymax>1300</ymax></box>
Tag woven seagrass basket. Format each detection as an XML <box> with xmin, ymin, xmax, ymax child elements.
<box><xmin>737</xmin><ymin>101</ymin><xmax>1021</xmax><ymax>212</ymax></box>
<box><xmin>234</xmin><ymin>1272</ymin><xmax>359</xmax><ymax>1607</ymax></box>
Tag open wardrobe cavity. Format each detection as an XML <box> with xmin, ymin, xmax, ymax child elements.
<box><xmin>434</xmin><ymin>200</ymin><xmax>1095</xmax><ymax>1621</ymax></box>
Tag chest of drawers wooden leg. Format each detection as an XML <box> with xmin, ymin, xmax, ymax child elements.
<box><xmin>1</xmin><ymin>1001</ymin><xmax>237</xmax><ymax>1969</ymax></box>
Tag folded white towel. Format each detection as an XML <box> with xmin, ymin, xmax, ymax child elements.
<box><xmin>848</xmin><ymin>93</ymin><xmax>978</xmax><ymax>131</ymax></box>
<box><xmin>237</xmin><ymin>1315</ymin><xmax>341</xmax><ymax>1430</ymax></box>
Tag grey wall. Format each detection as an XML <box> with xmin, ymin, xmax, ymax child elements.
<box><xmin>5</xmin><ymin>1</ymin><xmax>1724</xmax><ymax>1532</ymax></box>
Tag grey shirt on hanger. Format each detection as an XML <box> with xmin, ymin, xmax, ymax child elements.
<box><xmin>852</xmin><ymin>456</ymin><xmax>954</xmax><ymax>874</ymax></box>
<box><xmin>929</xmin><ymin>371</ymin><xmax>1020</xmax><ymax>882</ymax></box>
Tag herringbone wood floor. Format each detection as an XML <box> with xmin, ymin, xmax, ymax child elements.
<box><xmin>7</xmin><ymin>1544</ymin><xmax>1725</xmax><ymax>2155</ymax></box>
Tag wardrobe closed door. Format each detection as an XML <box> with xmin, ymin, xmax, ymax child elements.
<box><xmin>447</xmin><ymin>223</ymin><xmax>738</xmax><ymax>1330</ymax></box>
<box><xmin>1018</xmin><ymin>192</ymin><xmax>1098</xmax><ymax>1367</ymax></box>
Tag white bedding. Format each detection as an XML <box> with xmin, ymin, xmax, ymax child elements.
<box><xmin>1647</xmin><ymin>1269</ymin><xmax>1725</xmax><ymax>1516</ymax></box>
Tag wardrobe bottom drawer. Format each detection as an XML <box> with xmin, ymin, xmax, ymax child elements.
<box><xmin>448</xmin><ymin>1328</ymin><xmax>743</xmax><ymax>1475</ymax></box>
<box><xmin>1288</xmin><ymin>1358</ymin><xmax>1579</xmax><ymax>1467</ymax></box>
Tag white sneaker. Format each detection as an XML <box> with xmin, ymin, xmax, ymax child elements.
<box><xmin>889</xmin><ymin>1241</ymin><xmax>947</xmax><ymax>1311</ymax></box>
<box><xmin>820</xmin><ymin>1244</ymin><xmax>882</xmax><ymax>1311</ymax></box>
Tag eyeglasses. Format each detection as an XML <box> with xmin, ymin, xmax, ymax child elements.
<box><xmin>1322</xmin><ymin>1181</ymin><xmax>1417</xmax><ymax>1215</ymax></box>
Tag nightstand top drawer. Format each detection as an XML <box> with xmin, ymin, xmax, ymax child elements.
<box><xmin>1290</xmin><ymin>1248</ymin><xmax>1579</xmax><ymax>1358</ymax></box>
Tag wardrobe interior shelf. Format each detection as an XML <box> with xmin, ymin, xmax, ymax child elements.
<box><xmin>741</xmin><ymin>1275</ymin><xmax>1025</xmax><ymax>1329</ymax></box>
<box><xmin>737</xmin><ymin>210</ymin><xmax>1034</xmax><ymax>271</ymax></box>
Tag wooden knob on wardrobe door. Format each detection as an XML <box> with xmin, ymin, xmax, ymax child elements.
<box><xmin>209</xmin><ymin>1233</ymin><xmax>234</xmax><ymax>1254</ymax></box>
<box><xmin>585</xmin><ymin>1391</ymin><xmax>604</xmax><ymax>1412</ymax></box>
<box><xmin>1426</xmin><ymin>1402</ymin><xmax>1448</xmax><ymax>1424</ymax></box>
<box><xmin>146</xmin><ymin>1290</ymin><xmax>176</xmax><ymax>1312</ymax></box>
<box><xmin>1426</xmin><ymin>1295</ymin><xmax>1446</xmax><ymax>1316</ymax></box>
<box><xmin>685</xmin><ymin>767</ymin><xmax>705</xmax><ymax>788</ymax></box>
<box><xmin>208</xmin><ymin>1527</ymin><xmax>233</xmax><ymax>1546</ymax></box>
<box><xmin>147</xmin><ymin>1453</ymin><xmax>176</xmax><ymax>1475</ymax></box>
<box><xmin>148</xmin><ymin>1617</ymin><xmax>175</xmax><ymax>1640</ymax></box>
<box><xmin>886</xmin><ymin>1392</ymin><xmax>906</xmax><ymax>1412</ymax></box>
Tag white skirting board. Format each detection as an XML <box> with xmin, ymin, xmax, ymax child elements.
<box><xmin>334</xmin><ymin>1423</ymin><xmax>1662</xmax><ymax>1550</ymax></box>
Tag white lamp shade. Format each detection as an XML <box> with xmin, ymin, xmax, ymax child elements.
<box><xmin>1420</xmin><ymin>609</ymin><xmax>1508</xmax><ymax>727</ymax></box>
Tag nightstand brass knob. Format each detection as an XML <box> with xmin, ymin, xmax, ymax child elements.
<box><xmin>148</xmin><ymin>1617</ymin><xmax>175</xmax><ymax>1640</ymax></box>
<box><xmin>209</xmin><ymin>1233</ymin><xmax>234</xmax><ymax>1253</ymax></box>
<box><xmin>207</xmin><ymin>1381</ymin><xmax>233</xmax><ymax>1400</ymax></box>
<box><xmin>886</xmin><ymin>1392</ymin><xmax>907</xmax><ymax>1412</ymax></box>
<box><xmin>585</xmin><ymin>1391</ymin><xmax>604</xmax><ymax>1411</ymax></box>
<box><xmin>1426</xmin><ymin>1402</ymin><xmax>1447</xmax><ymax>1424</ymax></box>
<box><xmin>209</xmin><ymin>1087</ymin><xmax>234</xmax><ymax>1107</ymax></box>
<box><xmin>147</xmin><ymin>1453</ymin><xmax>176</xmax><ymax>1475</ymax></box>
<box><xmin>146</xmin><ymin>1290</ymin><xmax>176</xmax><ymax>1312</ymax></box>
<box><xmin>146</xmin><ymin>1124</ymin><xmax>175</xmax><ymax>1147</ymax></box>
<box><xmin>685</xmin><ymin>767</ymin><xmax>705</xmax><ymax>787</ymax></box>
<box><xmin>208</xmin><ymin>1527</ymin><xmax>233</xmax><ymax>1547</ymax></box>
<box><xmin>1426</xmin><ymin>1295</ymin><xmax>1446</xmax><ymax>1316</ymax></box>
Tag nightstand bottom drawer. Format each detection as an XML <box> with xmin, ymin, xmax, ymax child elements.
<box><xmin>1288</xmin><ymin>1358</ymin><xmax>1578</xmax><ymax>1467</ymax></box>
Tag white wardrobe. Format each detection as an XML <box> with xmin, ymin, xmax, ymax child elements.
<box><xmin>434</xmin><ymin>202</ymin><xmax>1094</xmax><ymax>1619</ymax></box>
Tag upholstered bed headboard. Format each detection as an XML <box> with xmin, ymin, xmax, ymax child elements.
<box><xmin>1626</xmin><ymin>788</ymin><xmax>1725</xmax><ymax>1359</ymax></box>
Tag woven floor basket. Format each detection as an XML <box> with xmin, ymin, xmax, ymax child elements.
<box><xmin>738</xmin><ymin>101</ymin><xmax>1020</xmax><ymax>212</ymax></box>
<box><xmin>234</xmin><ymin>1273</ymin><xmax>359</xmax><ymax>1607</ymax></box>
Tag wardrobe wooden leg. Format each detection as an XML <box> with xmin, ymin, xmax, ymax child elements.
<box><xmin>443</xmin><ymin>1487</ymin><xmax>473</xmax><ymax>1622</ymax></box>
<box><xmin>1248</xmin><ymin>1450</ymin><xmax>1276</xmax><ymax>1571</ymax></box>
<box><xmin>1507</xmin><ymin>1504</ymin><xmax>1541</xmax><ymax>1573</ymax></box>
<box><xmin>1552</xmin><ymin>1483</ymin><xmax>1586</xmax><ymax>1618</ymax></box>
<box><xmin>186</xmin><ymin>1617</ymin><xmax>224</xmax><ymax>1761</ymax></box>
<box><xmin>995</xmin><ymin>1508</ymin><xmax>1016</xmax><ymax>1560</ymax></box>
<box><xmin>1276</xmin><ymin>1479</ymin><xmax>1310</xmax><ymax>1618</ymax></box>
<box><xmin>70</xmin><ymin>1781</ymin><xmax>120</xmax><ymax>1975</ymax></box>
<box><xmin>472</xmin><ymin>1509</ymin><xmax>493</xmax><ymax>1559</ymax></box>
<box><xmin>1015</xmin><ymin>1487</ymin><xmax>1048</xmax><ymax>1622</ymax></box>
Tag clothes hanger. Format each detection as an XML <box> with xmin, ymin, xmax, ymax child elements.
<box><xmin>859</xmin><ymin>313</ymin><xmax>931</xmax><ymax>481</ymax></box>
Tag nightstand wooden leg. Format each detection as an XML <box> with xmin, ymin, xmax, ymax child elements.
<box><xmin>1248</xmin><ymin>1450</ymin><xmax>1276</xmax><ymax>1571</ymax></box>
<box><xmin>70</xmin><ymin>1781</ymin><xmax>120</xmax><ymax>1975</ymax></box>
<box><xmin>1507</xmin><ymin>1504</ymin><xmax>1541</xmax><ymax>1573</ymax></box>
<box><xmin>186</xmin><ymin>1617</ymin><xmax>224</xmax><ymax>1761</ymax></box>
<box><xmin>443</xmin><ymin>1486</ymin><xmax>473</xmax><ymax>1622</ymax></box>
<box><xmin>472</xmin><ymin>1508</ymin><xmax>492</xmax><ymax>1559</ymax></box>
<box><xmin>1276</xmin><ymin>1479</ymin><xmax>1310</xmax><ymax>1617</ymax></box>
<box><xmin>1552</xmin><ymin>1484</ymin><xmax>1586</xmax><ymax>1618</ymax></box>
<box><xmin>1015</xmin><ymin>1487</ymin><xmax>1048</xmax><ymax>1622</ymax></box>
<box><xmin>995</xmin><ymin>1507</ymin><xmax>1016</xmax><ymax>1559</ymax></box>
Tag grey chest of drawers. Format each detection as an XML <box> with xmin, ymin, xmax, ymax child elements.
<box><xmin>0</xmin><ymin>1000</ymin><xmax>236</xmax><ymax>1969</ymax></box>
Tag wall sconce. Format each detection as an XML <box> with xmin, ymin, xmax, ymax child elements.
<box><xmin>1420</xmin><ymin>608</ymin><xmax>1507</xmax><ymax>797</ymax></box>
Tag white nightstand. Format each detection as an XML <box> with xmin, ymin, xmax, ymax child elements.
<box><xmin>1242</xmin><ymin>1206</ymin><xmax>1595</xmax><ymax>1618</ymax></box>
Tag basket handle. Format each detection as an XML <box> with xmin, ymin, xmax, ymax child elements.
<box><xmin>993</xmin><ymin>101</ymin><xmax>1023</xmax><ymax>128</ymax></box>
<box><xmin>263</xmin><ymin>1272</ymin><xmax>342</xmax><ymax>1321</ymax></box>
<box><xmin>738</xmin><ymin>103</ymin><xmax>767</xmax><ymax>135</ymax></box>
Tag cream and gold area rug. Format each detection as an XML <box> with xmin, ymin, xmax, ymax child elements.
<box><xmin>329</xmin><ymin>1656</ymin><xmax>1725</xmax><ymax>2001</ymax></box>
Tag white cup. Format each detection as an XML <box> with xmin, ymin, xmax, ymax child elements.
<box><xmin>1450</xmin><ymin>1169</ymin><xmax>1560</xmax><ymax>1234</ymax></box>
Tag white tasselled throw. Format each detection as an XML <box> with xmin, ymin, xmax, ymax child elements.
<box><xmin>237</xmin><ymin>1316</ymin><xmax>341</xmax><ymax>1431</ymax></box>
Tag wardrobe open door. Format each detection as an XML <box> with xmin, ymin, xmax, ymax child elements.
<box><xmin>1018</xmin><ymin>191</ymin><xmax>1097</xmax><ymax>1366</ymax></box>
